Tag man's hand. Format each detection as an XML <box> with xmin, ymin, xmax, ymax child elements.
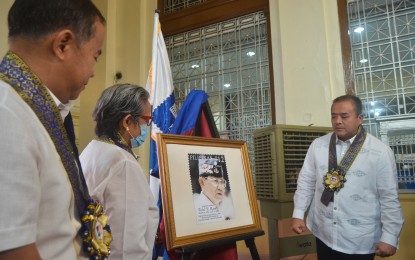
<box><xmin>375</xmin><ymin>242</ymin><xmax>397</xmax><ymax>258</ymax></box>
<box><xmin>291</xmin><ymin>218</ymin><xmax>307</xmax><ymax>234</ymax></box>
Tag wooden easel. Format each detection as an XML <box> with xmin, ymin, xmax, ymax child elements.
<box><xmin>175</xmin><ymin>230</ymin><xmax>265</xmax><ymax>260</ymax></box>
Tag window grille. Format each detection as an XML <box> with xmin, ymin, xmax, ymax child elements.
<box><xmin>163</xmin><ymin>0</ymin><xmax>208</xmax><ymax>14</ymax></box>
<box><xmin>347</xmin><ymin>0</ymin><xmax>415</xmax><ymax>133</ymax></box>
<box><xmin>165</xmin><ymin>11</ymin><xmax>272</xmax><ymax>175</ymax></box>
<box><xmin>346</xmin><ymin>0</ymin><xmax>415</xmax><ymax>192</ymax></box>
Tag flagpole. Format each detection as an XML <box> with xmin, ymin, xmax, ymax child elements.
<box><xmin>149</xmin><ymin>10</ymin><xmax>159</xmax><ymax>107</ymax></box>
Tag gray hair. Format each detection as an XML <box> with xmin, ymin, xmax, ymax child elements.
<box><xmin>93</xmin><ymin>83</ymin><xmax>149</xmax><ymax>139</ymax></box>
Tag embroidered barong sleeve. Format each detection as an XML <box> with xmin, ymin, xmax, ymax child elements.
<box><xmin>375</xmin><ymin>147</ymin><xmax>404</xmax><ymax>248</ymax></box>
<box><xmin>0</xmin><ymin>83</ymin><xmax>78</xmax><ymax>259</ymax></box>
<box><xmin>0</xmin><ymin>100</ymin><xmax>40</xmax><ymax>250</ymax></box>
<box><xmin>293</xmin><ymin>140</ymin><xmax>318</xmax><ymax>220</ymax></box>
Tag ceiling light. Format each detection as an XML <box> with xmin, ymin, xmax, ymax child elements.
<box><xmin>246</xmin><ymin>51</ymin><xmax>256</xmax><ymax>57</ymax></box>
<box><xmin>191</xmin><ymin>64</ymin><xmax>199</xmax><ymax>68</ymax></box>
<box><xmin>354</xmin><ymin>26</ymin><xmax>364</xmax><ymax>33</ymax></box>
<box><xmin>224</xmin><ymin>83</ymin><xmax>231</xmax><ymax>88</ymax></box>
<box><xmin>360</xmin><ymin>58</ymin><xmax>368</xmax><ymax>63</ymax></box>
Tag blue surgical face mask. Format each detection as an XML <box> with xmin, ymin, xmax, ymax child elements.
<box><xmin>129</xmin><ymin>124</ymin><xmax>149</xmax><ymax>148</ymax></box>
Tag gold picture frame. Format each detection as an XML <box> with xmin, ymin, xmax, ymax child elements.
<box><xmin>156</xmin><ymin>133</ymin><xmax>262</xmax><ymax>251</ymax></box>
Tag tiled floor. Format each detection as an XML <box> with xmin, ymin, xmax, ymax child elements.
<box><xmin>238</xmin><ymin>252</ymin><xmax>317</xmax><ymax>260</ymax></box>
<box><xmin>281</xmin><ymin>253</ymin><xmax>317</xmax><ymax>260</ymax></box>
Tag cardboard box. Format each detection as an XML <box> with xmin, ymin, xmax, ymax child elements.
<box><xmin>278</xmin><ymin>218</ymin><xmax>316</xmax><ymax>259</ymax></box>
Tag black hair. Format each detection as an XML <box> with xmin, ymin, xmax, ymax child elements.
<box><xmin>332</xmin><ymin>94</ymin><xmax>363</xmax><ymax>116</ymax></box>
<box><xmin>8</xmin><ymin>0</ymin><xmax>106</xmax><ymax>45</ymax></box>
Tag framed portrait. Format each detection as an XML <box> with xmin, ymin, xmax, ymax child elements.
<box><xmin>156</xmin><ymin>134</ymin><xmax>262</xmax><ymax>250</ymax></box>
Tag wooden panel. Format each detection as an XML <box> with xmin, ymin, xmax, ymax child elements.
<box><xmin>158</xmin><ymin>0</ymin><xmax>269</xmax><ymax>37</ymax></box>
<box><xmin>337</xmin><ymin>0</ymin><xmax>355</xmax><ymax>95</ymax></box>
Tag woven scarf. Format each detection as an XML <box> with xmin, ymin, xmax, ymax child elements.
<box><xmin>320</xmin><ymin>126</ymin><xmax>366</xmax><ymax>206</ymax></box>
<box><xmin>0</xmin><ymin>51</ymin><xmax>90</xmax><ymax>211</ymax></box>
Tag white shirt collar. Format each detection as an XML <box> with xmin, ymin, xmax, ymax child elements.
<box><xmin>46</xmin><ymin>88</ymin><xmax>74</xmax><ymax>120</ymax></box>
<box><xmin>336</xmin><ymin>134</ymin><xmax>356</xmax><ymax>144</ymax></box>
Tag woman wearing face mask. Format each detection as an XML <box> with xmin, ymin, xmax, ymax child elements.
<box><xmin>80</xmin><ymin>83</ymin><xmax>158</xmax><ymax>260</ymax></box>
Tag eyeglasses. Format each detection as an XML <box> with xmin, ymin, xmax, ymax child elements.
<box><xmin>139</xmin><ymin>115</ymin><xmax>153</xmax><ymax>126</ymax></box>
<box><xmin>204</xmin><ymin>177</ymin><xmax>227</xmax><ymax>188</ymax></box>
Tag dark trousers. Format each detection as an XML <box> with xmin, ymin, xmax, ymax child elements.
<box><xmin>316</xmin><ymin>238</ymin><xmax>375</xmax><ymax>260</ymax></box>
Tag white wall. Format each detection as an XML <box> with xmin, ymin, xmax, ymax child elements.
<box><xmin>0</xmin><ymin>0</ymin><xmax>14</xmax><ymax>55</ymax></box>
<box><xmin>270</xmin><ymin>0</ymin><xmax>345</xmax><ymax>127</ymax></box>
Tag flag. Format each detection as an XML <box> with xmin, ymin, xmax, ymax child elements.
<box><xmin>146</xmin><ymin>10</ymin><xmax>177</xmax><ymax>259</ymax></box>
<box><xmin>169</xmin><ymin>90</ymin><xmax>210</xmax><ymax>136</ymax></box>
<box><xmin>162</xmin><ymin>90</ymin><xmax>238</xmax><ymax>260</ymax></box>
<box><xmin>146</xmin><ymin>10</ymin><xmax>177</xmax><ymax>198</ymax></box>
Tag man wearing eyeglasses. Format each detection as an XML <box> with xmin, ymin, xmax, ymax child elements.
<box><xmin>193</xmin><ymin>159</ymin><xmax>235</xmax><ymax>224</ymax></box>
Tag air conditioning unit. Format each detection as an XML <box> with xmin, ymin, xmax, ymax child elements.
<box><xmin>254</xmin><ymin>124</ymin><xmax>332</xmax><ymax>202</ymax></box>
<box><xmin>254</xmin><ymin>125</ymin><xmax>331</xmax><ymax>259</ymax></box>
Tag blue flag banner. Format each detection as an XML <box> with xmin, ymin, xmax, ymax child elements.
<box><xmin>169</xmin><ymin>90</ymin><xmax>208</xmax><ymax>135</ymax></box>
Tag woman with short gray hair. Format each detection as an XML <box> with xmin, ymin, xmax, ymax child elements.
<box><xmin>80</xmin><ymin>83</ymin><xmax>158</xmax><ymax>260</ymax></box>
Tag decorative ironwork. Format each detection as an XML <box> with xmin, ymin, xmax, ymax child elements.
<box><xmin>347</xmin><ymin>0</ymin><xmax>415</xmax><ymax>192</ymax></box>
<box><xmin>347</xmin><ymin>0</ymin><xmax>415</xmax><ymax>135</ymax></box>
<box><xmin>165</xmin><ymin>11</ymin><xmax>271</xmax><ymax>175</ymax></box>
<box><xmin>163</xmin><ymin>0</ymin><xmax>209</xmax><ymax>14</ymax></box>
